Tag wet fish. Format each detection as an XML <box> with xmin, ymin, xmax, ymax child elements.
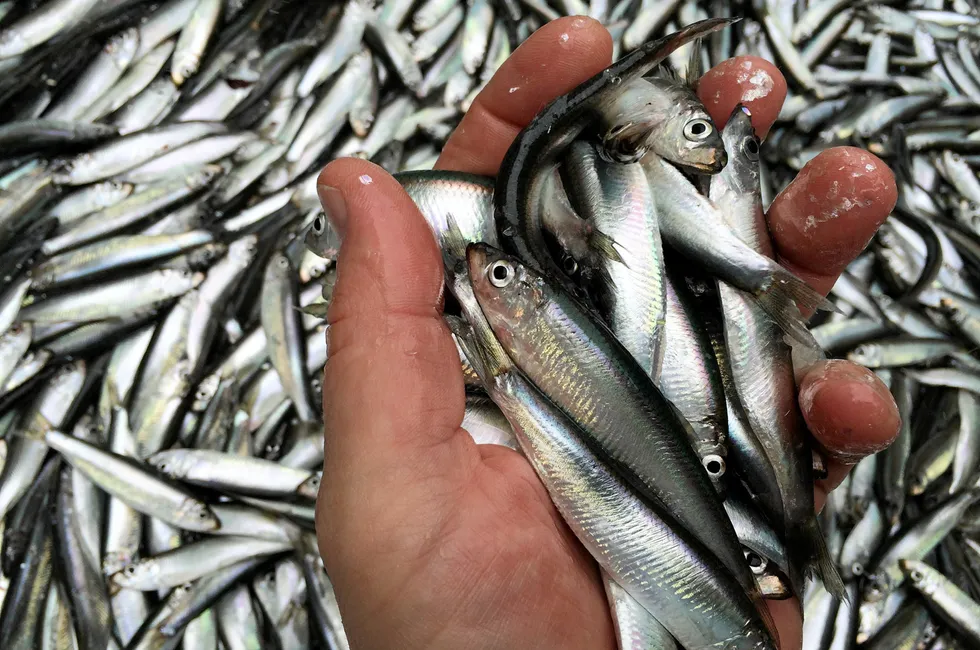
<box><xmin>4</xmin><ymin>4</ymin><xmax>980</xmax><ymax>649</ymax></box>
<box><xmin>450</xmin><ymin>315</ymin><xmax>776</xmax><ymax>649</ymax></box>
<box><xmin>461</xmin><ymin>241</ymin><xmax>772</xmax><ymax>626</ymax></box>
<box><xmin>712</xmin><ymin>107</ymin><xmax>840</xmax><ymax>596</ymax></box>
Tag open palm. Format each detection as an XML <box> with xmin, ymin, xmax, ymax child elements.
<box><xmin>316</xmin><ymin>17</ymin><xmax>901</xmax><ymax>650</ymax></box>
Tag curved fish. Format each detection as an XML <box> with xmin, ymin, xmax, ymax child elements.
<box><xmin>494</xmin><ymin>19</ymin><xmax>732</xmax><ymax>294</ymax></box>
<box><xmin>711</xmin><ymin>107</ymin><xmax>842</xmax><ymax>597</ymax></box>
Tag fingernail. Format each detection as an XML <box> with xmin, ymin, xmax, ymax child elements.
<box><xmin>799</xmin><ymin>360</ymin><xmax>900</xmax><ymax>464</ymax></box>
<box><xmin>317</xmin><ymin>185</ymin><xmax>347</xmax><ymax>238</ymax></box>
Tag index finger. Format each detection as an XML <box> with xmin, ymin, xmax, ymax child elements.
<box><xmin>436</xmin><ymin>16</ymin><xmax>612</xmax><ymax>175</ymax></box>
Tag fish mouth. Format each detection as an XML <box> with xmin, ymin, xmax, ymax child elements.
<box><xmin>671</xmin><ymin>150</ymin><xmax>728</xmax><ymax>174</ymax></box>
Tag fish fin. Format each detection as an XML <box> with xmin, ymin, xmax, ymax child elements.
<box><xmin>589</xmin><ymin>229</ymin><xmax>626</xmax><ymax>266</ymax></box>
<box><xmin>446</xmin><ymin>313</ymin><xmax>512</xmax><ymax>385</ymax></box>
<box><xmin>685</xmin><ymin>38</ymin><xmax>703</xmax><ymax>89</ymax></box>
<box><xmin>441</xmin><ymin>212</ymin><xmax>470</xmax><ymax>277</ymax></box>
<box><xmin>800</xmin><ymin>517</ymin><xmax>847</xmax><ymax>601</ymax></box>
<box><xmin>446</xmin><ymin>317</ymin><xmax>490</xmax><ymax>387</ymax></box>
<box><xmin>774</xmin><ymin>268</ymin><xmax>839</xmax><ymax>314</ymax></box>
<box><xmin>12</xmin><ymin>410</ymin><xmax>54</xmax><ymax>442</ymax></box>
<box><xmin>298</xmin><ymin>302</ymin><xmax>329</xmax><ymax>319</ymax></box>
<box><xmin>754</xmin><ymin>268</ymin><xmax>837</xmax><ymax>346</ymax></box>
<box><xmin>752</xmin><ymin>292</ymin><xmax>819</xmax><ymax>349</ymax></box>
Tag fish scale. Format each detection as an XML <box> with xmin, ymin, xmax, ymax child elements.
<box><xmin>0</xmin><ymin>2</ymin><xmax>980</xmax><ymax>649</ymax></box>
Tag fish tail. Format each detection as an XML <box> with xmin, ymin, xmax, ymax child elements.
<box><xmin>798</xmin><ymin>517</ymin><xmax>847</xmax><ymax>601</ymax></box>
<box><xmin>754</xmin><ymin>268</ymin><xmax>837</xmax><ymax>346</ymax></box>
<box><xmin>589</xmin><ymin>229</ymin><xmax>626</xmax><ymax>266</ymax></box>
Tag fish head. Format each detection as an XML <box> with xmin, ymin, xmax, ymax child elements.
<box><xmin>651</xmin><ymin>112</ymin><xmax>726</xmax><ymax>173</ymax></box>
<box><xmin>862</xmin><ymin>572</ymin><xmax>889</xmax><ymax>603</ymax></box>
<box><xmin>175</xmin><ymin>497</ymin><xmax>220</xmax><ymax>531</ymax></box>
<box><xmin>267</xmin><ymin>252</ymin><xmax>294</xmax><ymax>281</ymax></box>
<box><xmin>908</xmin><ymin>474</ymin><xmax>927</xmax><ymax>496</ymax></box>
<box><xmin>189</xmin><ymin>164</ymin><xmax>225</xmax><ymax>188</ymax></box>
<box><xmin>103</xmin><ymin>551</ymin><xmax>137</xmax><ymax>577</ymax></box>
<box><xmin>103</xmin><ymin>179</ymin><xmax>134</xmax><ymax>196</ymax></box>
<box><xmin>466</xmin><ymin>243</ymin><xmax>547</xmax><ymax>337</ymax></box>
<box><xmin>186</xmin><ymin>242</ymin><xmax>228</xmax><ymax>270</ymax></box>
<box><xmin>599</xmin><ymin>77</ymin><xmax>726</xmax><ymax>172</ymax></box>
<box><xmin>305</xmin><ymin>212</ymin><xmax>341</xmax><ymax>261</ymax></box>
<box><xmin>847</xmin><ymin>343</ymin><xmax>882</xmax><ymax>367</ymax></box>
<box><xmin>147</xmin><ymin>450</ymin><xmax>191</xmax><ymax>478</ymax></box>
<box><xmin>112</xmin><ymin>559</ymin><xmax>158</xmax><ymax>591</ymax></box>
<box><xmin>718</xmin><ymin>105</ymin><xmax>762</xmax><ymax>192</ymax></box>
<box><xmin>224</xmin><ymin>235</ymin><xmax>258</xmax><ymax>272</ymax></box>
<box><xmin>899</xmin><ymin>559</ymin><xmax>934</xmax><ymax>594</ymax></box>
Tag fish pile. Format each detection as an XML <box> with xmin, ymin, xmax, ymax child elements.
<box><xmin>0</xmin><ymin>0</ymin><xmax>979</xmax><ymax>649</ymax></box>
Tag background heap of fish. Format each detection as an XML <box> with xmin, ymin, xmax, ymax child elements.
<box><xmin>0</xmin><ymin>0</ymin><xmax>980</xmax><ymax>649</ymax></box>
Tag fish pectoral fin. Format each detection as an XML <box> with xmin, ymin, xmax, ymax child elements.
<box><xmin>298</xmin><ymin>303</ymin><xmax>329</xmax><ymax>319</ymax></box>
<box><xmin>590</xmin><ymin>229</ymin><xmax>627</xmax><ymax>267</ymax></box>
<box><xmin>441</xmin><ymin>212</ymin><xmax>469</xmax><ymax>262</ymax></box>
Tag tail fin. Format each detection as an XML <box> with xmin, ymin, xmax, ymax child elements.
<box><xmin>755</xmin><ymin>267</ymin><xmax>838</xmax><ymax>347</ymax></box>
<box><xmin>797</xmin><ymin>517</ymin><xmax>847</xmax><ymax>601</ymax></box>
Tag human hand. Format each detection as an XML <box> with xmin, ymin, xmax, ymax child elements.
<box><xmin>315</xmin><ymin>17</ymin><xmax>901</xmax><ymax>650</ymax></box>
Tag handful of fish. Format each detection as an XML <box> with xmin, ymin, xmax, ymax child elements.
<box><xmin>0</xmin><ymin>0</ymin><xmax>979</xmax><ymax>649</ymax></box>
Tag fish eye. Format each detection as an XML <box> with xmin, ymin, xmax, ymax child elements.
<box><xmin>313</xmin><ymin>215</ymin><xmax>325</xmax><ymax>234</ymax></box>
<box><xmin>745</xmin><ymin>552</ymin><xmax>766</xmax><ymax>573</ymax></box>
<box><xmin>488</xmin><ymin>260</ymin><xmax>515</xmax><ymax>288</ymax></box>
<box><xmin>910</xmin><ymin>569</ymin><xmax>924</xmax><ymax>582</ymax></box>
<box><xmin>742</xmin><ymin>137</ymin><xmax>760</xmax><ymax>160</ymax></box>
<box><xmin>562</xmin><ymin>255</ymin><xmax>578</xmax><ymax>275</ymax></box>
<box><xmin>703</xmin><ymin>455</ymin><xmax>725</xmax><ymax>477</ymax></box>
<box><xmin>684</xmin><ymin>119</ymin><xmax>713</xmax><ymax>142</ymax></box>
<box><xmin>125</xmin><ymin>566</ymin><xmax>137</xmax><ymax>575</ymax></box>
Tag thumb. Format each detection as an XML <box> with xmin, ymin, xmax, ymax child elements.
<box><xmin>315</xmin><ymin>158</ymin><xmax>477</xmax><ymax>571</ymax></box>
